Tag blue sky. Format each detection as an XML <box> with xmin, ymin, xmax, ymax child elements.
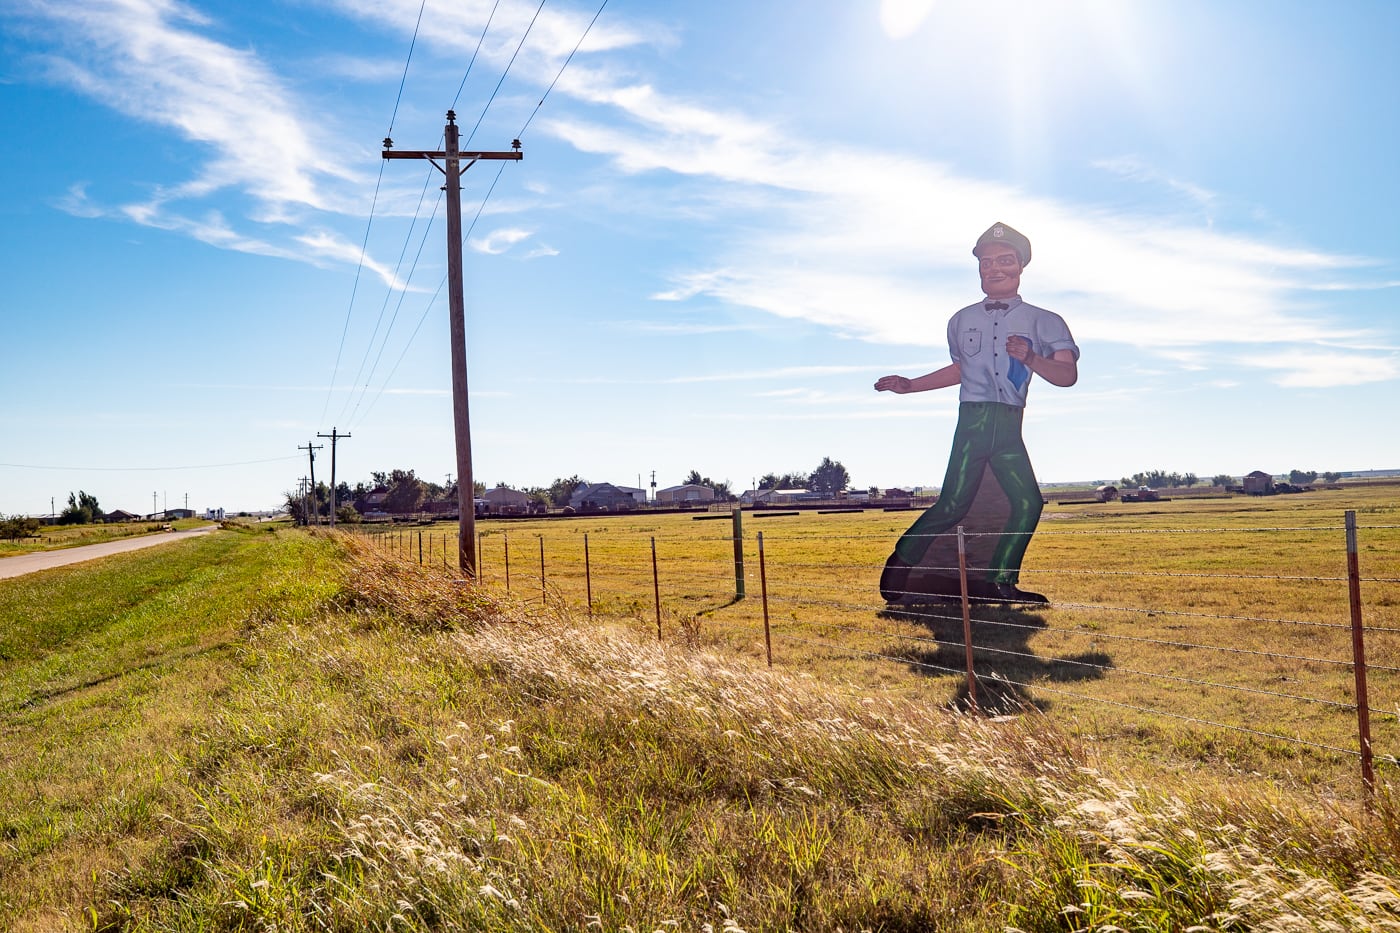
<box><xmin>2</xmin><ymin>0</ymin><xmax>1397</xmax><ymax>516</ymax></box>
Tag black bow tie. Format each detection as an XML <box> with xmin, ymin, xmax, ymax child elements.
<box><xmin>985</xmin><ymin>301</ymin><xmax>1008</xmax><ymax>311</ymax></box>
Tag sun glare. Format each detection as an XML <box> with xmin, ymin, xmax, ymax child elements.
<box><xmin>880</xmin><ymin>0</ymin><xmax>937</xmax><ymax>40</ymax></box>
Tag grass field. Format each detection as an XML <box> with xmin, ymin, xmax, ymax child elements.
<box><xmin>0</xmin><ymin>518</ymin><xmax>213</xmax><ymax>557</ymax></box>
<box><xmin>5</xmin><ymin>522</ymin><xmax>1400</xmax><ymax>930</ymax></box>
<box><xmin>362</xmin><ymin>483</ymin><xmax>1400</xmax><ymax>795</ymax></box>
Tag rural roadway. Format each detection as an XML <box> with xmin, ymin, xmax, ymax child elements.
<box><xmin>0</xmin><ymin>526</ymin><xmax>219</xmax><ymax>580</ymax></box>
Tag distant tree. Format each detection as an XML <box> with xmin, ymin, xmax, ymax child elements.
<box><xmin>58</xmin><ymin>490</ymin><xmax>102</xmax><ymax>525</ymax></box>
<box><xmin>0</xmin><ymin>515</ymin><xmax>41</xmax><ymax>541</ymax></box>
<box><xmin>1210</xmin><ymin>474</ymin><xmax>1235</xmax><ymax>487</ymax></box>
<box><xmin>1288</xmin><ymin>469</ymin><xmax>1318</xmax><ymax>485</ymax></box>
<box><xmin>383</xmin><ymin>469</ymin><xmax>426</xmax><ymax>514</ymax></box>
<box><xmin>759</xmin><ymin>471</ymin><xmax>809</xmax><ymax>490</ymax></box>
<box><xmin>1323</xmin><ymin>471</ymin><xmax>1342</xmax><ymax>483</ymax></box>
<box><xmin>1182</xmin><ymin>472</ymin><xmax>1199</xmax><ymax>487</ymax></box>
<box><xmin>809</xmin><ymin>457</ymin><xmax>850</xmax><ymax>497</ymax></box>
<box><xmin>546</xmin><ymin>475</ymin><xmax>586</xmax><ymax>507</ymax></box>
<box><xmin>335</xmin><ymin>504</ymin><xmax>362</xmax><ymax>524</ymax></box>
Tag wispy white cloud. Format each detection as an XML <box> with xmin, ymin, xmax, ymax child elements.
<box><xmin>470</xmin><ymin>226</ymin><xmax>533</xmax><ymax>254</ymax></box>
<box><xmin>1238</xmin><ymin>350</ymin><xmax>1399</xmax><ymax>388</ymax></box>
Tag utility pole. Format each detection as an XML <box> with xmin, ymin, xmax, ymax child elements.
<box><xmin>383</xmin><ymin>111</ymin><xmax>522</xmax><ymax>578</ymax></box>
<box><xmin>298</xmin><ymin>441</ymin><xmax>323</xmax><ymax>526</ymax></box>
<box><xmin>317</xmin><ymin>428</ymin><xmax>350</xmax><ymax>529</ymax></box>
<box><xmin>153</xmin><ymin>491</ymin><xmax>157</xmax><ymax>519</ymax></box>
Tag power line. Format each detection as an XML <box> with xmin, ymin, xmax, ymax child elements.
<box><xmin>463</xmin><ymin>0</ymin><xmax>549</xmax><ymax>148</ymax></box>
<box><xmin>0</xmin><ymin>456</ymin><xmax>301</xmax><ymax>472</ymax></box>
<box><xmin>452</xmin><ymin>0</ymin><xmax>503</xmax><ymax>112</ymax></box>
<box><xmin>518</xmin><ymin>0</ymin><xmax>608</xmax><ymax>138</ymax></box>
<box><xmin>322</xmin><ymin>0</ymin><xmax>431</xmax><ymax>423</ymax></box>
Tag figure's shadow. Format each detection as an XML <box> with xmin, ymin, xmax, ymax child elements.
<box><xmin>879</xmin><ymin>599</ymin><xmax>1112</xmax><ymax>715</ymax></box>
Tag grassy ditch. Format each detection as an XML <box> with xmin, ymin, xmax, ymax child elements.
<box><xmin>4</xmin><ymin>528</ymin><xmax>1400</xmax><ymax>929</ymax></box>
<box><xmin>0</xmin><ymin>518</ymin><xmax>215</xmax><ymax>557</ymax></box>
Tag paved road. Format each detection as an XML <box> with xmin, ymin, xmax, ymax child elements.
<box><xmin>0</xmin><ymin>526</ymin><xmax>220</xmax><ymax>580</ymax></box>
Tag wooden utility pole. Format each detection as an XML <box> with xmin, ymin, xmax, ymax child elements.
<box><xmin>298</xmin><ymin>441</ymin><xmax>323</xmax><ymax>526</ymax></box>
<box><xmin>317</xmin><ymin>428</ymin><xmax>351</xmax><ymax>529</ymax></box>
<box><xmin>382</xmin><ymin>110</ymin><xmax>522</xmax><ymax>578</ymax></box>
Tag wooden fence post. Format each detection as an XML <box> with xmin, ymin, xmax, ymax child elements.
<box><xmin>758</xmin><ymin>531</ymin><xmax>772</xmax><ymax>668</ymax></box>
<box><xmin>1346</xmin><ymin>509</ymin><xmax>1375</xmax><ymax>798</ymax></box>
<box><xmin>957</xmin><ymin>525</ymin><xmax>979</xmax><ymax>713</ymax></box>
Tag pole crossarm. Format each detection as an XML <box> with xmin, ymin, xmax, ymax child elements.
<box><xmin>382</xmin><ymin>150</ymin><xmax>522</xmax><ymax>161</ymax></box>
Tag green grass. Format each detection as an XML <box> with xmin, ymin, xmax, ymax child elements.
<box><xmin>5</xmin><ymin>515</ymin><xmax>1400</xmax><ymax>929</ymax></box>
<box><xmin>0</xmin><ymin>518</ymin><xmax>215</xmax><ymax>557</ymax></box>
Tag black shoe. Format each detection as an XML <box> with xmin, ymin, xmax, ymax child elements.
<box><xmin>993</xmin><ymin>582</ymin><xmax>1048</xmax><ymax>605</ymax></box>
<box><xmin>880</xmin><ymin>553</ymin><xmax>913</xmax><ymax>602</ymax></box>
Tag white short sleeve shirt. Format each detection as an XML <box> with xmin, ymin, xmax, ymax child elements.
<box><xmin>946</xmin><ymin>296</ymin><xmax>1079</xmax><ymax>407</ymax></box>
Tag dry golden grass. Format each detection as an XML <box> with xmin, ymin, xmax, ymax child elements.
<box><xmin>363</xmin><ymin>483</ymin><xmax>1400</xmax><ymax>796</ymax></box>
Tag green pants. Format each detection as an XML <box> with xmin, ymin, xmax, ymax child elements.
<box><xmin>893</xmin><ymin>401</ymin><xmax>1043</xmax><ymax>584</ymax></box>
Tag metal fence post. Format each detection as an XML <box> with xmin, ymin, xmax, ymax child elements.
<box><xmin>732</xmin><ymin>506</ymin><xmax>746</xmax><ymax>600</ymax></box>
<box><xmin>651</xmin><ymin>536</ymin><xmax>662</xmax><ymax>642</ymax></box>
<box><xmin>418</xmin><ymin>531</ymin><xmax>423</xmax><ymax>565</ymax></box>
<box><xmin>504</xmin><ymin>533</ymin><xmax>511</xmax><ymax>593</ymax></box>
<box><xmin>957</xmin><ymin>525</ymin><xmax>979</xmax><ymax>712</ymax></box>
<box><xmin>584</xmin><ymin>532</ymin><xmax>593</xmax><ymax>621</ymax></box>
<box><xmin>539</xmin><ymin>535</ymin><xmax>546</xmax><ymax>604</ymax></box>
<box><xmin>758</xmin><ymin>531</ymin><xmax>772</xmax><ymax>667</ymax></box>
<box><xmin>1346</xmin><ymin>510</ymin><xmax>1375</xmax><ymax>798</ymax></box>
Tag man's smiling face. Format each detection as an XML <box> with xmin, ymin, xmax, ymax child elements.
<box><xmin>977</xmin><ymin>242</ymin><xmax>1022</xmax><ymax>299</ymax></box>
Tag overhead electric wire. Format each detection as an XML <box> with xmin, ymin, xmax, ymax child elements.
<box><xmin>463</xmin><ymin>0</ymin><xmax>549</xmax><ymax>147</ymax></box>
<box><xmin>321</xmin><ymin>0</ymin><xmax>429</xmax><ymax>423</ymax></box>
<box><xmin>350</xmin><ymin>161</ymin><xmax>510</xmax><ymax>427</ymax></box>
<box><xmin>452</xmin><ymin>0</ymin><xmax>503</xmax><ymax>112</ymax></box>
<box><xmin>518</xmin><ymin>0</ymin><xmax>608</xmax><ymax>138</ymax></box>
<box><xmin>0</xmin><ymin>456</ymin><xmax>301</xmax><ymax>472</ymax></box>
<box><xmin>336</xmin><ymin>178</ymin><xmax>444</xmax><ymax>426</ymax></box>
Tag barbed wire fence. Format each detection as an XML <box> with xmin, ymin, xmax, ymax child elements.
<box><xmin>356</xmin><ymin>509</ymin><xmax>1399</xmax><ymax>798</ymax></box>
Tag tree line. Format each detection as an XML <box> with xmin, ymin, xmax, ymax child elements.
<box><xmin>283</xmin><ymin>456</ymin><xmax>856</xmax><ymax>523</ymax></box>
<box><xmin>1120</xmin><ymin>469</ymin><xmax>1343</xmax><ymax>490</ymax></box>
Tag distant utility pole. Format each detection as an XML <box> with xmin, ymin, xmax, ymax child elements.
<box><xmin>298</xmin><ymin>441</ymin><xmax>323</xmax><ymax>526</ymax></box>
<box><xmin>299</xmin><ymin>476</ymin><xmax>311</xmax><ymax>526</ymax></box>
<box><xmin>153</xmin><ymin>491</ymin><xmax>157</xmax><ymax>519</ymax></box>
<box><xmin>383</xmin><ymin>110</ymin><xmax>522</xmax><ymax>578</ymax></box>
<box><xmin>317</xmin><ymin>428</ymin><xmax>350</xmax><ymax>529</ymax></box>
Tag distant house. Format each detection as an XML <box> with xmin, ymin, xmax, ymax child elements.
<box><xmin>655</xmin><ymin>484</ymin><xmax>716</xmax><ymax>506</ymax></box>
<box><xmin>568</xmin><ymin>482</ymin><xmax>639</xmax><ymax>512</ymax></box>
<box><xmin>105</xmin><ymin>509</ymin><xmax>140</xmax><ymax>522</ymax></box>
<box><xmin>1243</xmin><ymin>471</ymin><xmax>1274</xmax><ymax>495</ymax></box>
<box><xmin>355</xmin><ymin>486</ymin><xmax>389</xmax><ymax>514</ymax></box>
<box><xmin>483</xmin><ymin>486</ymin><xmax>531</xmax><ymax>515</ymax></box>
<box><xmin>740</xmin><ymin>487</ymin><xmax>809</xmax><ymax>506</ymax></box>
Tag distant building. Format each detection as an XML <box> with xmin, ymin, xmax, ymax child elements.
<box><xmin>483</xmin><ymin>486</ymin><xmax>531</xmax><ymax>515</ymax></box>
<box><xmin>1243</xmin><ymin>471</ymin><xmax>1274</xmax><ymax>495</ymax></box>
<box><xmin>568</xmin><ymin>482</ymin><xmax>640</xmax><ymax>512</ymax></box>
<box><xmin>204</xmin><ymin>508</ymin><xmax>225</xmax><ymax>521</ymax></box>
<box><xmin>655</xmin><ymin>484</ymin><xmax>716</xmax><ymax>506</ymax></box>
<box><xmin>105</xmin><ymin>509</ymin><xmax>140</xmax><ymax>522</ymax></box>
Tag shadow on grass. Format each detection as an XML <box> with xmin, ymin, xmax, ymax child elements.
<box><xmin>879</xmin><ymin>601</ymin><xmax>1113</xmax><ymax>715</ymax></box>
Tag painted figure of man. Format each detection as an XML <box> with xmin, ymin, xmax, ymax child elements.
<box><xmin>874</xmin><ymin>222</ymin><xmax>1079</xmax><ymax>604</ymax></box>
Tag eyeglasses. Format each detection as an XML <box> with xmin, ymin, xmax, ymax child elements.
<box><xmin>978</xmin><ymin>255</ymin><xmax>1021</xmax><ymax>270</ymax></box>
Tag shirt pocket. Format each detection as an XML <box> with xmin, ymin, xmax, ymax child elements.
<box><xmin>961</xmin><ymin>330</ymin><xmax>983</xmax><ymax>358</ymax></box>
